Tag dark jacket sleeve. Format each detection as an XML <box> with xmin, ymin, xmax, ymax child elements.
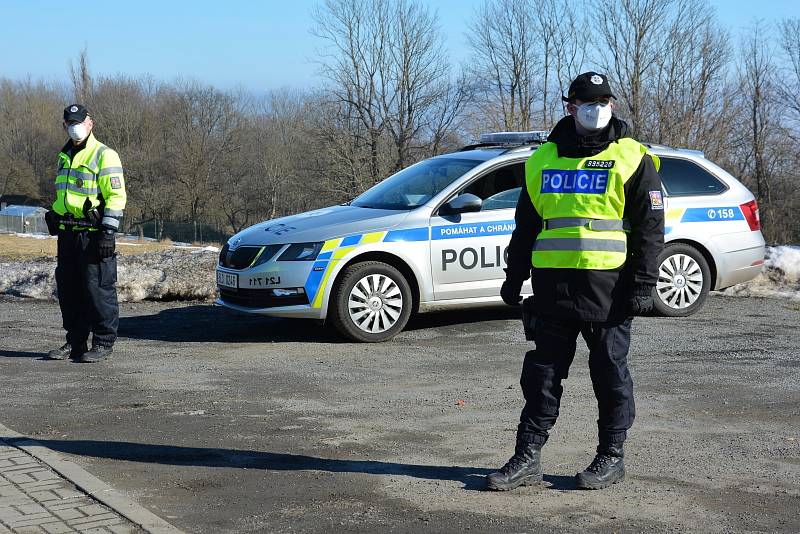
<box><xmin>505</xmin><ymin>181</ymin><xmax>543</xmax><ymax>284</ymax></box>
<box><xmin>623</xmin><ymin>154</ymin><xmax>665</xmax><ymax>287</ymax></box>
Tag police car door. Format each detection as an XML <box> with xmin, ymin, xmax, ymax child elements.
<box><xmin>429</xmin><ymin>162</ymin><xmax>524</xmax><ymax>300</ymax></box>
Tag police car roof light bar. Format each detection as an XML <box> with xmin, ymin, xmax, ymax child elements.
<box><xmin>479</xmin><ymin>131</ymin><xmax>550</xmax><ymax>145</ymax></box>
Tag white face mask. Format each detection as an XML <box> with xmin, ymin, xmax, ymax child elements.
<box><xmin>575</xmin><ymin>102</ymin><xmax>613</xmax><ymax>132</ymax></box>
<box><xmin>67</xmin><ymin>123</ymin><xmax>89</xmax><ymax>142</ymax></box>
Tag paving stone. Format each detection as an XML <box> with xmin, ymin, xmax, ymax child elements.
<box><xmin>6</xmin><ymin>472</ymin><xmax>36</xmax><ymax>484</ymax></box>
<box><xmin>31</xmin><ymin>472</ymin><xmax>61</xmax><ymax>483</ymax></box>
<box><xmin>11</xmin><ymin>515</ymin><xmax>58</xmax><ymax>529</ymax></box>
<box><xmin>52</xmin><ymin>489</ymin><xmax>83</xmax><ymax>500</ymax></box>
<box><xmin>69</xmin><ymin>513</ymin><xmax>118</xmax><ymax>527</ymax></box>
<box><xmin>51</xmin><ymin>508</ymin><xmax>85</xmax><ymax>521</ymax></box>
<box><xmin>19</xmin><ymin>482</ymin><xmax>65</xmax><ymax>492</ymax></box>
<box><xmin>0</xmin><ymin>443</ymin><xmax>149</xmax><ymax>534</ymax></box>
<box><xmin>75</xmin><ymin>505</ymin><xmax>107</xmax><ymax>517</ymax></box>
<box><xmin>16</xmin><ymin>503</ymin><xmax>48</xmax><ymax>515</ymax></box>
<box><xmin>29</xmin><ymin>491</ymin><xmax>62</xmax><ymax>503</ymax></box>
<box><xmin>41</xmin><ymin>521</ymin><xmax>77</xmax><ymax>533</ymax></box>
<box><xmin>46</xmin><ymin>501</ymin><xmax>90</xmax><ymax>512</ymax></box>
<box><xmin>73</xmin><ymin>517</ymin><xmax>124</xmax><ymax>530</ymax></box>
<box><xmin>0</xmin><ymin>486</ymin><xmax>23</xmax><ymax>497</ymax></box>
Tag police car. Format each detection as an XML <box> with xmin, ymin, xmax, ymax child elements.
<box><xmin>216</xmin><ymin>132</ymin><xmax>765</xmax><ymax>342</ymax></box>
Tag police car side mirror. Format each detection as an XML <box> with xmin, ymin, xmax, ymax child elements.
<box><xmin>440</xmin><ymin>193</ymin><xmax>482</xmax><ymax>215</ymax></box>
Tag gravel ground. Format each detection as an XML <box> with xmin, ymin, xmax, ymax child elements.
<box><xmin>0</xmin><ymin>294</ymin><xmax>798</xmax><ymax>533</ymax></box>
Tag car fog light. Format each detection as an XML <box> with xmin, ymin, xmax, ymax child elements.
<box><xmin>272</xmin><ymin>288</ymin><xmax>304</xmax><ymax>297</ymax></box>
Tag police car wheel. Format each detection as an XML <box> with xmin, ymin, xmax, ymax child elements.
<box><xmin>653</xmin><ymin>243</ymin><xmax>711</xmax><ymax>317</ymax></box>
<box><xmin>329</xmin><ymin>261</ymin><xmax>412</xmax><ymax>343</ymax></box>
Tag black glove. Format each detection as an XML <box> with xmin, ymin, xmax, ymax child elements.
<box><xmin>44</xmin><ymin>210</ymin><xmax>59</xmax><ymax>236</ymax></box>
<box><xmin>98</xmin><ymin>230</ymin><xmax>116</xmax><ymax>259</ymax></box>
<box><xmin>629</xmin><ymin>284</ymin><xmax>655</xmax><ymax>316</ymax></box>
<box><xmin>501</xmin><ymin>279</ymin><xmax>523</xmax><ymax>306</ymax></box>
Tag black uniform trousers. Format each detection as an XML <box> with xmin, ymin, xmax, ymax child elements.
<box><xmin>55</xmin><ymin>230</ymin><xmax>119</xmax><ymax>348</ymax></box>
<box><xmin>518</xmin><ymin>314</ymin><xmax>634</xmax><ymax>448</ymax></box>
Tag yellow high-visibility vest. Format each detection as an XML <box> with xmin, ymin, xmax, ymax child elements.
<box><xmin>52</xmin><ymin>133</ymin><xmax>126</xmax><ymax>231</ymax></box>
<box><xmin>525</xmin><ymin>138</ymin><xmax>659</xmax><ymax>269</ymax></box>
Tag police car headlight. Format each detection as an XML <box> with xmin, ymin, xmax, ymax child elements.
<box><xmin>251</xmin><ymin>244</ymin><xmax>285</xmax><ymax>267</ymax></box>
<box><xmin>278</xmin><ymin>242</ymin><xmax>323</xmax><ymax>261</ymax></box>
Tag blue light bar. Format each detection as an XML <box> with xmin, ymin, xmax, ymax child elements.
<box><xmin>678</xmin><ymin>148</ymin><xmax>705</xmax><ymax>158</ymax></box>
<box><xmin>479</xmin><ymin>131</ymin><xmax>549</xmax><ymax>145</ymax></box>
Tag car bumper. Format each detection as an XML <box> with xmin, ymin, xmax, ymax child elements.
<box><xmin>712</xmin><ymin>231</ymin><xmax>766</xmax><ymax>289</ymax></box>
<box><xmin>216</xmin><ymin>259</ymin><xmax>327</xmax><ymax>319</ymax></box>
<box><xmin>215</xmin><ymin>297</ymin><xmax>324</xmax><ymax>319</ymax></box>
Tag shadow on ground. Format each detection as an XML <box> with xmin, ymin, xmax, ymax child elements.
<box><xmin>117</xmin><ymin>305</ymin><xmax>521</xmax><ymax>344</ymax></box>
<box><xmin>4</xmin><ymin>437</ymin><xmax>577</xmax><ymax>491</ymax></box>
<box><xmin>5</xmin><ymin>437</ymin><xmax>496</xmax><ymax>491</ymax></box>
<box><xmin>118</xmin><ymin>305</ymin><xmax>338</xmax><ymax>344</ymax></box>
<box><xmin>0</xmin><ymin>350</ymin><xmax>47</xmax><ymax>359</ymax></box>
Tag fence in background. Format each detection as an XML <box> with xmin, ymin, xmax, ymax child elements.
<box><xmin>0</xmin><ymin>209</ymin><xmax>230</xmax><ymax>244</ymax></box>
<box><xmin>0</xmin><ymin>211</ymin><xmax>48</xmax><ymax>235</ymax></box>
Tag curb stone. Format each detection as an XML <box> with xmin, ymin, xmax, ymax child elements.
<box><xmin>0</xmin><ymin>422</ymin><xmax>183</xmax><ymax>534</ymax></box>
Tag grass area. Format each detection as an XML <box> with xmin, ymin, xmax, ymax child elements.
<box><xmin>0</xmin><ymin>233</ymin><xmax>221</xmax><ymax>261</ymax></box>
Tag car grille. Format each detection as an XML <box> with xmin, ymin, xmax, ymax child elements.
<box><xmin>218</xmin><ymin>244</ymin><xmax>282</xmax><ymax>270</ymax></box>
<box><xmin>219</xmin><ymin>288</ymin><xmax>309</xmax><ymax>308</ymax></box>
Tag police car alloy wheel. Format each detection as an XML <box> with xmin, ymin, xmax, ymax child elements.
<box><xmin>329</xmin><ymin>261</ymin><xmax>413</xmax><ymax>342</ymax></box>
<box><xmin>653</xmin><ymin>243</ymin><xmax>711</xmax><ymax>317</ymax></box>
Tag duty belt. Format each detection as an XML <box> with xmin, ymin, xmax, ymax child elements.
<box><xmin>543</xmin><ymin>217</ymin><xmax>630</xmax><ymax>232</ymax></box>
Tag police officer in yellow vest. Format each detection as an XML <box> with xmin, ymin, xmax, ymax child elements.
<box><xmin>486</xmin><ymin>73</ymin><xmax>664</xmax><ymax>490</ymax></box>
<box><xmin>44</xmin><ymin>104</ymin><xmax>127</xmax><ymax>363</ymax></box>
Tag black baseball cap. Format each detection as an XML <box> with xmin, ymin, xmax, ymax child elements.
<box><xmin>63</xmin><ymin>104</ymin><xmax>89</xmax><ymax>123</ymax></box>
<box><xmin>562</xmin><ymin>72</ymin><xmax>616</xmax><ymax>102</ymax></box>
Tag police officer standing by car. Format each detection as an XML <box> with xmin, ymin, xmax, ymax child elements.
<box><xmin>486</xmin><ymin>73</ymin><xmax>664</xmax><ymax>490</ymax></box>
<box><xmin>44</xmin><ymin>104</ymin><xmax>126</xmax><ymax>363</ymax></box>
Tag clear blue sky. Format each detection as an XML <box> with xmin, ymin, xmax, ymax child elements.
<box><xmin>4</xmin><ymin>0</ymin><xmax>798</xmax><ymax>94</ymax></box>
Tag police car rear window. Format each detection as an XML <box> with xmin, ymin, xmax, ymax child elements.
<box><xmin>658</xmin><ymin>157</ymin><xmax>727</xmax><ymax>196</ymax></box>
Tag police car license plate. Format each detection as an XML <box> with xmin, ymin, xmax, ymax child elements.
<box><xmin>216</xmin><ymin>270</ymin><xmax>238</xmax><ymax>289</ymax></box>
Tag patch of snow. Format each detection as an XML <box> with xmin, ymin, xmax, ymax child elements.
<box><xmin>0</xmin><ymin>248</ymin><xmax>219</xmax><ymax>302</ymax></box>
<box><xmin>722</xmin><ymin>246</ymin><xmax>800</xmax><ymax>300</ymax></box>
<box><xmin>10</xmin><ymin>232</ymin><xmax>55</xmax><ymax>240</ymax></box>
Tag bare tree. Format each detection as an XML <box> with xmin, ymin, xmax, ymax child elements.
<box><xmin>535</xmin><ymin>0</ymin><xmax>588</xmax><ymax>126</ymax></box>
<box><xmin>740</xmin><ymin>22</ymin><xmax>774</xmax><ymax>208</ymax></box>
<box><xmin>778</xmin><ymin>18</ymin><xmax>800</xmax><ymax>137</ymax></box>
<box><xmin>68</xmin><ymin>47</ymin><xmax>93</xmax><ymax>105</ymax></box>
<box><xmin>312</xmin><ymin>0</ymin><xmax>466</xmax><ymax>196</ymax></box>
<box><xmin>594</xmin><ymin>0</ymin><xmax>671</xmax><ymax>134</ymax></box>
<box><xmin>468</xmin><ymin>0</ymin><xmax>539</xmax><ymax>131</ymax></box>
<box><xmin>648</xmin><ymin>1</ymin><xmax>730</xmax><ymax>152</ymax></box>
<box><xmin>161</xmin><ymin>81</ymin><xmax>242</xmax><ymax>241</ymax></box>
<box><xmin>380</xmin><ymin>0</ymin><xmax>454</xmax><ymax>170</ymax></box>
<box><xmin>0</xmin><ymin>78</ymin><xmax>65</xmax><ymax>202</ymax></box>
<box><xmin>312</xmin><ymin>0</ymin><xmax>389</xmax><ymax>181</ymax></box>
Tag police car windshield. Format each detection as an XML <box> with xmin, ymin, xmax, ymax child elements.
<box><xmin>351</xmin><ymin>157</ymin><xmax>484</xmax><ymax>210</ymax></box>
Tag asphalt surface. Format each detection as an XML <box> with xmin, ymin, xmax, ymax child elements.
<box><xmin>0</xmin><ymin>294</ymin><xmax>798</xmax><ymax>533</ymax></box>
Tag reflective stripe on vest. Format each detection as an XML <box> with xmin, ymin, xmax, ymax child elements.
<box><xmin>526</xmin><ymin>138</ymin><xmax>655</xmax><ymax>270</ymax></box>
<box><xmin>544</xmin><ymin>217</ymin><xmax>630</xmax><ymax>231</ymax></box>
<box><xmin>533</xmin><ymin>238</ymin><xmax>627</xmax><ymax>252</ymax></box>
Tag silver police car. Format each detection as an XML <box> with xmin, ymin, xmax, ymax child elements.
<box><xmin>216</xmin><ymin>132</ymin><xmax>765</xmax><ymax>342</ymax></box>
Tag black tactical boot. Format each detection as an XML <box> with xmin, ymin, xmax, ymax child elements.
<box><xmin>76</xmin><ymin>345</ymin><xmax>113</xmax><ymax>363</ymax></box>
<box><xmin>46</xmin><ymin>342</ymin><xmax>86</xmax><ymax>360</ymax></box>
<box><xmin>576</xmin><ymin>443</ymin><xmax>625</xmax><ymax>489</ymax></box>
<box><xmin>485</xmin><ymin>440</ymin><xmax>543</xmax><ymax>491</ymax></box>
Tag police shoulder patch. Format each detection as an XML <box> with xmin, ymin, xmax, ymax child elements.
<box><xmin>584</xmin><ymin>159</ymin><xmax>614</xmax><ymax>169</ymax></box>
<box><xmin>649</xmin><ymin>190</ymin><xmax>664</xmax><ymax>210</ymax></box>
<box><xmin>110</xmin><ymin>176</ymin><xmax>122</xmax><ymax>189</ymax></box>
